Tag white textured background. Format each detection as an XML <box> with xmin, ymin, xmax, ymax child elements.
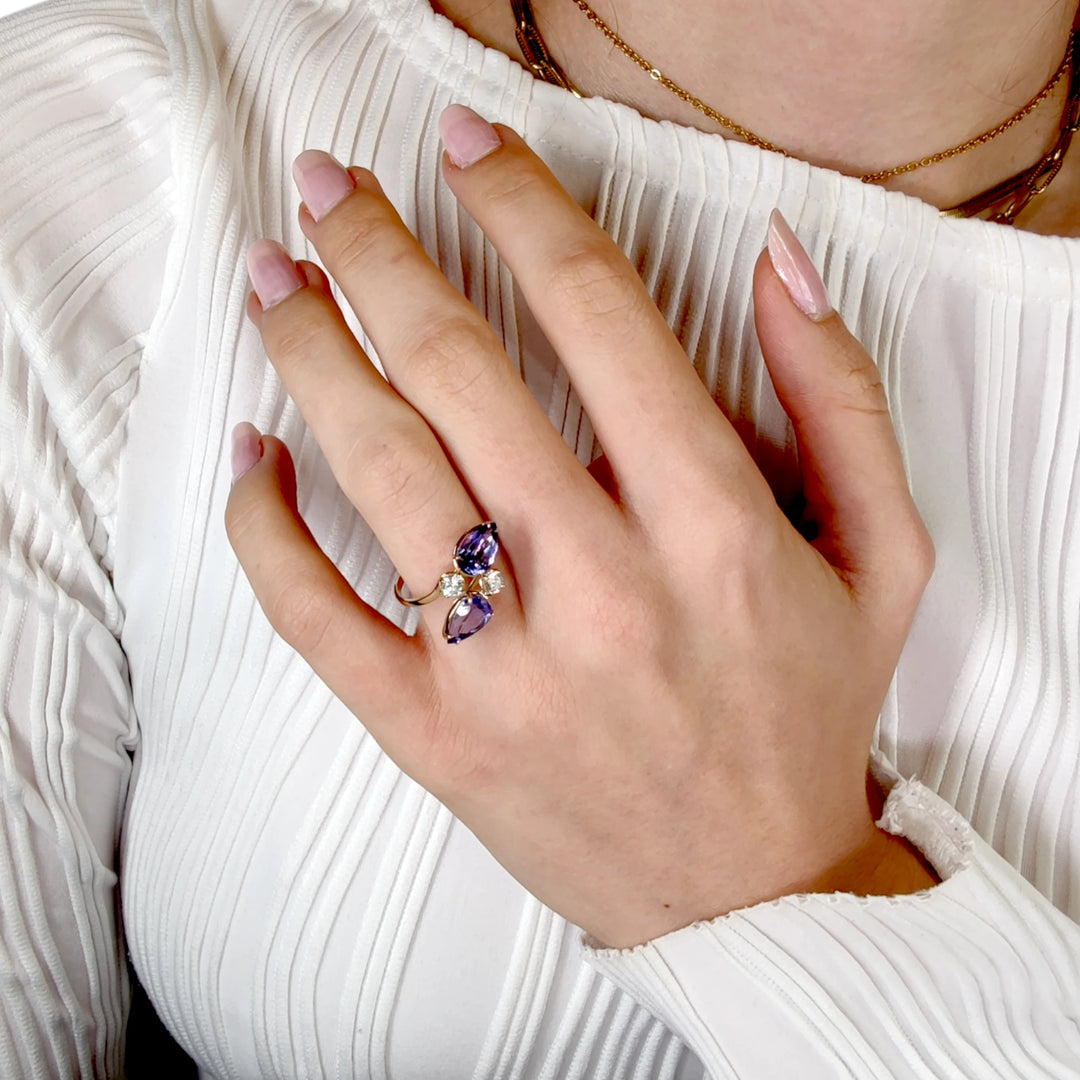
<box><xmin>0</xmin><ymin>0</ymin><xmax>45</xmax><ymax>18</ymax></box>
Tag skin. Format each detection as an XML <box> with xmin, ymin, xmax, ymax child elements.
<box><xmin>227</xmin><ymin>119</ymin><xmax>940</xmax><ymax>950</ymax></box>
<box><xmin>431</xmin><ymin>0</ymin><xmax>1080</xmax><ymax>235</ymax></box>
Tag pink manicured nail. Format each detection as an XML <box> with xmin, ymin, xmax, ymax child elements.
<box><xmin>292</xmin><ymin>149</ymin><xmax>356</xmax><ymax>222</ymax></box>
<box><xmin>439</xmin><ymin>104</ymin><xmax>502</xmax><ymax>168</ymax></box>
<box><xmin>246</xmin><ymin>240</ymin><xmax>304</xmax><ymax>310</ymax></box>
<box><xmin>231</xmin><ymin>421</ymin><xmax>263</xmax><ymax>482</ymax></box>
<box><xmin>767</xmin><ymin>209</ymin><xmax>833</xmax><ymax>321</ymax></box>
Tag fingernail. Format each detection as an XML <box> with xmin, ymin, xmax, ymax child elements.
<box><xmin>232</xmin><ymin>421</ymin><xmax>263</xmax><ymax>482</ymax></box>
<box><xmin>439</xmin><ymin>104</ymin><xmax>502</xmax><ymax>169</ymax></box>
<box><xmin>292</xmin><ymin>149</ymin><xmax>356</xmax><ymax>222</ymax></box>
<box><xmin>767</xmin><ymin>209</ymin><xmax>833</xmax><ymax>321</ymax></box>
<box><xmin>246</xmin><ymin>240</ymin><xmax>304</xmax><ymax>310</ymax></box>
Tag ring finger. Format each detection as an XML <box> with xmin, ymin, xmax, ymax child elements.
<box><xmin>245</xmin><ymin>249</ymin><xmax>520</xmax><ymax>641</ymax></box>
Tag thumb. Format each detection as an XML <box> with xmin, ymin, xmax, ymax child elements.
<box><xmin>753</xmin><ymin>211</ymin><xmax>933</xmax><ymax>600</ymax></box>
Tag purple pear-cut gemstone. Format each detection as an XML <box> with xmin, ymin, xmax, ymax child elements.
<box><xmin>454</xmin><ymin>521</ymin><xmax>499</xmax><ymax>577</ymax></box>
<box><xmin>444</xmin><ymin>594</ymin><xmax>493</xmax><ymax>644</ymax></box>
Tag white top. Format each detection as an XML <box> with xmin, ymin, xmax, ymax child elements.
<box><xmin>1</xmin><ymin>0</ymin><xmax>1079</xmax><ymax>1076</ymax></box>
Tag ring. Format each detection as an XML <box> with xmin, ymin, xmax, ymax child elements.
<box><xmin>393</xmin><ymin>521</ymin><xmax>505</xmax><ymax>644</ymax></box>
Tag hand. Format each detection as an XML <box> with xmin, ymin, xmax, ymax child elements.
<box><xmin>226</xmin><ymin>105</ymin><xmax>937</xmax><ymax>950</ymax></box>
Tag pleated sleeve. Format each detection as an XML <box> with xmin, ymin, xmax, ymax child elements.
<box><xmin>0</xmin><ymin>1</ymin><xmax>173</xmax><ymax>1073</ymax></box>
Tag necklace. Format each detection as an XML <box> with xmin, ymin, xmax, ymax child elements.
<box><xmin>511</xmin><ymin>0</ymin><xmax>1080</xmax><ymax>223</ymax></box>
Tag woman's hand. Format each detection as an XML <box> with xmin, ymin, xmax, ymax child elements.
<box><xmin>226</xmin><ymin>105</ymin><xmax>937</xmax><ymax>950</ymax></box>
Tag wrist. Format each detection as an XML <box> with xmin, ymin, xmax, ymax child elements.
<box><xmin>590</xmin><ymin>774</ymin><xmax>940</xmax><ymax>950</ymax></box>
<box><xmin>804</xmin><ymin>826</ymin><xmax>941</xmax><ymax>898</ymax></box>
<box><xmin>798</xmin><ymin>770</ymin><xmax>941</xmax><ymax>897</ymax></box>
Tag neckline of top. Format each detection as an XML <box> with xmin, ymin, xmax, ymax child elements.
<box><xmin>360</xmin><ymin>0</ymin><xmax>1080</xmax><ymax>284</ymax></box>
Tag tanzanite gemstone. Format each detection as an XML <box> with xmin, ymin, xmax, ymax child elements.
<box><xmin>454</xmin><ymin>521</ymin><xmax>499</xmax><ymax>577</ymax></box>
<box><xmin>444</xmin><ymin>594</ymin><xmax>493</xmax><ymax>644</ymax></box>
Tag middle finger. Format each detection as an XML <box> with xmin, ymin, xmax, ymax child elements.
<box><xmin>436</xmin><ymin>109</ymin><xmax>753</xmax><ymax>507</ymax></box>
<box><xmin>291</xmin><ymin>152</ymin><xmax>608</xmax><ymax>534</ymax></box>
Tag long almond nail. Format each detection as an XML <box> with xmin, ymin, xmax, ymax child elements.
<box><xmin>767</xmin><ymin>209</ymin><xmax>833</xmax><ymax>321</ymax></box>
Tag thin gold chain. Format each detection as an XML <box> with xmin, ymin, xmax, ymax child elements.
<box><xmin>568</xmin><ymin>0</ymin><xmax>1074</xmax><ymax>183</ymax></box>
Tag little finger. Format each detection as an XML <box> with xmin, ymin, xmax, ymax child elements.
<box><xmin>225</xmin><ymin>426</ymin><xmax>433</xmax><ymax>722</ymax></box>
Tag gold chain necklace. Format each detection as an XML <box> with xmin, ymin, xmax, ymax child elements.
<box><xmin>512</xmin><ymin>0</ymin><xmax>1080</xmax><ymax>222</ymax></box>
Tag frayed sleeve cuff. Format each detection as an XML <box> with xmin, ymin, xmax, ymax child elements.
<box><xmin>583</xmin><ymin>761</ymin><xmax>1080</xmax><ymax>1078</ymax></box>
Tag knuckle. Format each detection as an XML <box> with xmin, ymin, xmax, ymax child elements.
<box><xmin>904</xmin><ymin>517</ymin><xmax>936</xmax><ymax>590</ymax></box>
<box><xmin>326</xmin><ymin>198</ymin><xmax>404</xmax><ymax>275</ymax></box>
<box><xmin>574</xmin><ymin>562</ymin><xmax>667</xmax><ymax>661</ymax></box>
<box><xmin>548</xmin><ymin>244</ymin><xmax>644</xmax><ymax>331</ymax></box>
<box><xmin>839</xmin><ymin>349</ymin><xmax>889</xmax><ymax>410</ymax></box>
<box><xmin>872</xmin><ymin>514</ymin><xmax>936</xmax><ymax>618</ymax></box>
<box><xmin>713</xmin><ymin>488</ymin><xmax>765</xmax><ymax>552</ymax></box>
<box><xmin>681</xmin><ymin>485</ymin><xmax>764</xmax><ymax>566</ymax></box>
<box><xmin>266</xmin><ymin>575</ymin><xmax>335</xmax><ymax>655</ymax></box>
<box><xmin>350</xmin><ymin>426</ymin><xmax>442</xmax><ymax>518</ymax></box>
<box><xmin>269</xmin><ymin>308</ymin><xmax>333</xmax><ymax>367</ymax></box>
<box><xmin>403</xmin><ymin>317</ymin><xmax>493</xmax><ymax>400</ymax></box>
<box><xmin>480</xmin><ymin>162</ymin><xmax>551</xmax><ymax>217</ymax></box>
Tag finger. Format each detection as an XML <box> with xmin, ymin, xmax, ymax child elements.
<box><xmin>436</xmin><ymin>105</ymin><xmax>750</xmax><ymax>504</ymax></box>
<box><xmin>288</xmin><ymin>151</ymin><xmax>608</xmax><ymax>537</ymax></box>
<box><xmin>224</xmin><ymin>427</ymin><xmax>434</xmax><ymax>731</ymax></box>
<box><xmin>246</xmin><ymin>258</ymin><xmax>331</xmax><ymax>328</ymax></box>
<box><xmin>753</xmin><ymin>212</ymin><xmax>935</xmax><ymax>606</ymax></box>
<box><xmin>245</xmin><ymin>251</ymin><xmax>517</xmax><ymax>636</ymax></box>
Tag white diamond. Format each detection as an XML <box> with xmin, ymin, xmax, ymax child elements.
<box><xmin>479</xmin><ymin>570</ymin><xmax>504</xmax><ymax>596</ymax></box>
<box><xmin>439</xmin><ymin>572</ymin><xmax>466</xmax><ymax>598</ymax></box>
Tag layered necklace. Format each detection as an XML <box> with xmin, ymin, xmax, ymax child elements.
<box><xmin>511</xmin><ymin>0</ymin><xmax>1080</xmax><ymax>224</ymax></box>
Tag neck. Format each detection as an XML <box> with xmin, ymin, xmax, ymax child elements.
<box><xmin>432</xmin><ymin>0</ymin><xmax>1080</xmax><ymax>234</ymax></box>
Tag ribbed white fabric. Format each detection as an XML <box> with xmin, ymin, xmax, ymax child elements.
<box><xmin>0</xmin><ymin>0</ymin><xmax>1078</xmax><ymax>1077</ymax></box>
